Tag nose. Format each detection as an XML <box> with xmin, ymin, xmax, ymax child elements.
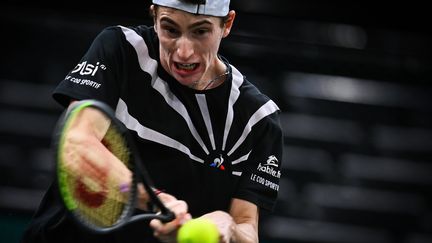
<box><xmin>176</xmin><ymin>36</ymin><xmax>194</xmax><ymax>60</ymax></box>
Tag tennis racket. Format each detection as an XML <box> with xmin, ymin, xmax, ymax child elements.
<box><xmin>53</xmin><ymin>99</ymin><xmax>175</xmax><ymax>233</ymax></box>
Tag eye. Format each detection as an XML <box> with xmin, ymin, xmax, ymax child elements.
<box><xmin>161</xmin><ymin>25</ymin><xmax>180</xmax><ymax>37</ymax></box>
<box><xmin>194</xmin><ymin>28</ymin><xmax>210</xmax><ymax>36</ymax></box>
<box><xmin>167</xmin><ymin>27</ymin><xmax>178</xmax><ymax>34</ymax></box>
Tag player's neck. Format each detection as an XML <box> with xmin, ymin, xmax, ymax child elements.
<box><xmin>201</xmin><ymin>59</ymin><xmax>228</xmax><ymax>90</ymax></box>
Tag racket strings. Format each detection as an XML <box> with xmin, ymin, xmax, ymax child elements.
<box><xmin>75</xmin><ymin>185</ymin><xmax>127</xmax><ymax>227</ymax></box>
<box><xmin>102</xmin><ymin>125</ymin><xmax>131</xmax><ymax>166</ymax></box>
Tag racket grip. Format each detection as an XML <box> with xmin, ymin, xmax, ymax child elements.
<box><xmin>159</xmin><ymin>210</ymin><xmax>176</xmax><ymax>223</ymax></box>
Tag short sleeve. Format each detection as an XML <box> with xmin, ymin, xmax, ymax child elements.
<box><xmin>234</xmin><ymin>111</ymin><xmax>283</xmax><ymax>211</ymax></box>
<box><xmin>52</xmin><ymin>26</ymin><xmax>126</xmax><ymax>108</ymax></box>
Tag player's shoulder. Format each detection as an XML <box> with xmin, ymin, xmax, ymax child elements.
<box><xmin>94</xmin><ymin>25</ymin><xmax>158</xmax><ymax>59</ymax></box>
<box><xmin>230</xmin><ymin>65</ymin><xmax>281</xmax><ymax>127</ymax></box>
<box><xmin>111</xmin><ymin>25</ymin><xmax>154</xmax><ymax>35</ymax></box>
<box><xmin>240</xmin><ymin>79</ymin><xmax>270</xmax><ymax>103</ymax></box>
<box><xmin>235</xmin><ymin>69</ymin><xmax>279</xmax><ymax>111</ymax></box>
<box><xmin>96</xmin><ymin>24</ymin><xmax>154</xmax><ymax>42</ymax></box>
<box><xmin>88</xmin><ymin>25</ymin><xmax>129</xmax><ymax>50</ymax></box>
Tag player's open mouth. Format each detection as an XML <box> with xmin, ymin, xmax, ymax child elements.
<box><xmin>175</xmin><ymin>62</ymin><xmax>199</xmax><ymax>71</ymax></box>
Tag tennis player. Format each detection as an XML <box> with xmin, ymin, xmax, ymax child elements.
<box><xmin>22</xmin><ymin>0</ymin><xmax>283</xmax><ymax>242</ymax></box>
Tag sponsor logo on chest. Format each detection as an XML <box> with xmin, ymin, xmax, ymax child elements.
<box><xmin>71</xmin><ymin>61</ymin><xmax>106</xmax><ymax>76</ymax></box>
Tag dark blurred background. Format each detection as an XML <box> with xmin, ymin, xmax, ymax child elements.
<box><xmin>1</xmin><ymin>0</ymin><xmax>432</xmax><ymax>242</ymax></box>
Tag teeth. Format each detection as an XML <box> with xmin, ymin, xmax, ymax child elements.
<box><xmin>177</xmin><ymin>63</ymin><xmax>196</xmax><ymax>70</ymax></box>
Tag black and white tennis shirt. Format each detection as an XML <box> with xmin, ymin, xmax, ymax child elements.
<box><xmin>53</xmin><ymin>25</ymin><xmax>283</xmax><ymax>216</ymax></box>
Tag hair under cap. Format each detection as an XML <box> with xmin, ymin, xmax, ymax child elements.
<box><xmin>152</xmin><ymin>0</ymin><xmax>230</xmax><ymax>17</ymax></box>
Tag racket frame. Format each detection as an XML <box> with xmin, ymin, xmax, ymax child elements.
<box><xmin>54</xmin><ymin>99</ymin><xmax>175</xmax><ymax>234</ymax></box>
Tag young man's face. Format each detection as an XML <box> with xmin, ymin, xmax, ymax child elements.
<box><xmin>153</xmin><ymin>6</ymin><xmax>234</xmax><ymax>89</ymax></box>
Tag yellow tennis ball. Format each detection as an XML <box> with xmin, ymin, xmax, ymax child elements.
<box><xmin>177</xmin><ymin>218</ymin><xmax>219</xmax><ymax>243</ymax></box>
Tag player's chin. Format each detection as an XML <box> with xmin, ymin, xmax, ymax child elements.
<box><xmin>173</xmin><ymin>74</ymin><xmax>200</xmax><ymax>88</ymax></box>
<box><xmin>178</xmin><ymin>79</ymin><xmax>197</xmax><ymax>88</ymax></box>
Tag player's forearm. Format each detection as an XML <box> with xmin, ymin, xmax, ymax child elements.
<box><xmin>231</xmin><ymin>223</ymin><xmax>258</xmax><ymax>243</ymax></box>
<box><xmin>228</xmin><ymin>198</ymin><xmax>259</xmax><ymax>243</ymax></box>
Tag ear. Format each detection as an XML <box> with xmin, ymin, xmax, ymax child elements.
<box><xmin>150</xmin><ymin>5</ymin><xmax>158</xmax><ymax>32</ymax></box>
<box><xmin>222</xmin><ymin>10</ymin><xmax>236</xmax><ymax>38</ymax></box>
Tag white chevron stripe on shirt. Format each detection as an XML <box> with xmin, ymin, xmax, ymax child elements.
<box><xmin>196</xmin><ymin>94</ymin><xmax>216</xmax><ymax>150</ymax></box>
<box><xmin>231</xmin><ymin>150</ymin><xmax>252</xmax><ymax>165</ymax></box>
<box><xmin>115</xmin><ymin>99</ymin><xmax>205</xmax><ymax>163</ymax></box>
<box><xmin>222</xmin><ymin>65</ymin><xmax>243</xmax><ymax>151</ymax></box>
<box><xmin>227</xmin><ymin>100</ymin><xmax>280</xmax><ymax>156</ymax></box>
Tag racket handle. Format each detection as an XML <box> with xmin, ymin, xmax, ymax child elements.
<box><xmin>159</xmin><ymin>209</ymin><xmax>176</xmax><ymax>223</ymax></box>
<box><xmin>127</xmin><ymin>210</ymin><xmax>175</xmax><ymax>225</ymax></box>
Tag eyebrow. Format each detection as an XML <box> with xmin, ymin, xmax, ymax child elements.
<box><xmin>160</xmin><ymin>17</ymin><xmax>213</xmax><ymax>29</ymax></box>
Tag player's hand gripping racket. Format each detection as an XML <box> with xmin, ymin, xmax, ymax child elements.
<box><xmin>53</xmin><ymin>99</ymin><xmax>175</xmax><ymax>233</ymax></box>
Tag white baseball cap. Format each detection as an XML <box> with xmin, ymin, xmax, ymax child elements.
<box><xmin>152</xmin><ymin>0</ymin><xmax>230</xmax><ymax>17</ymax></box>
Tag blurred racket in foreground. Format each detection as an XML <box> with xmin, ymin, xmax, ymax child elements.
<box><xmin>53</xmin><ymin>99</ymin><xmax>175</xmax><ymax>233</ymax></box>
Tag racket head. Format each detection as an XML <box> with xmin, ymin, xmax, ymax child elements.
<box><xmin>54</xmin><ymin>100</ymin><xmax>137</xmax><ymax>233</ymax></box>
